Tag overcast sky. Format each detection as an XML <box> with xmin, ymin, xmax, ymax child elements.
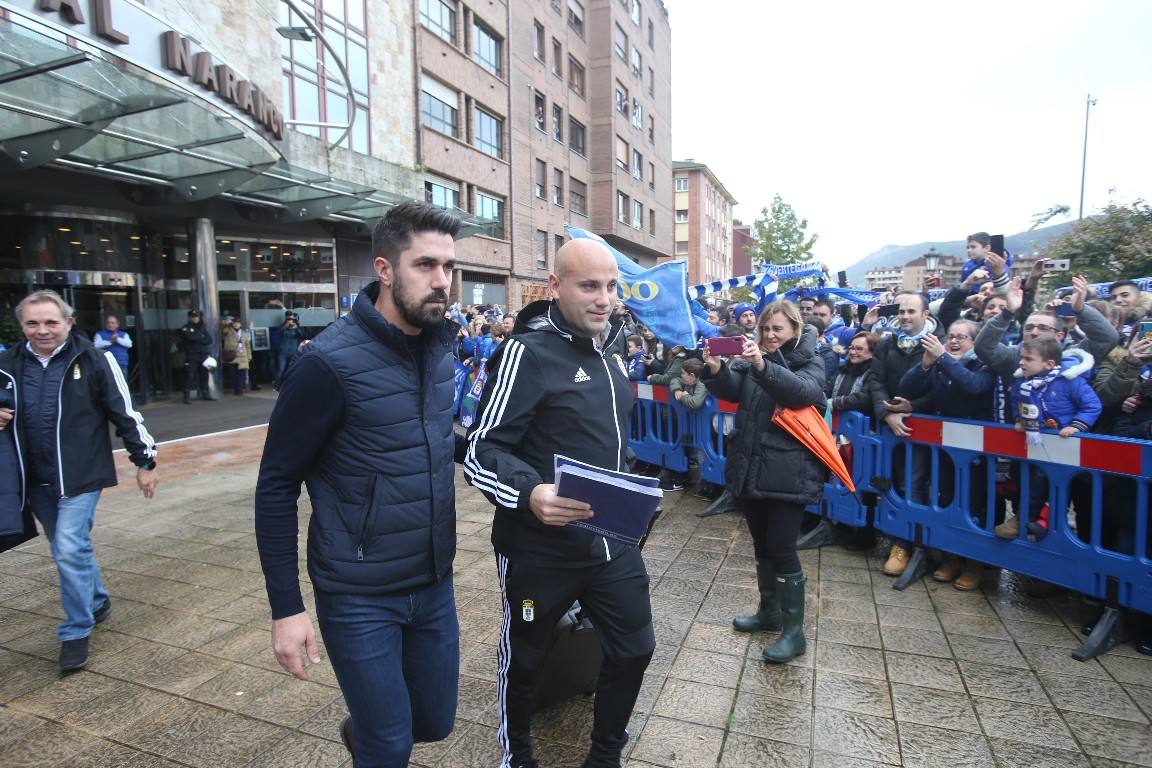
<box><xmin>667</xmin><ymin>0</ymin><xmax>1152</xmax><ymax>269</ymax></box>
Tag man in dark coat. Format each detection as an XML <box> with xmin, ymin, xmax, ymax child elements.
<box><xmin>255</xmin><ymin>203</ymin><xmax>467</xmax><ymax>767</ymax></box>
<box><xmin>0</xmin><ymin>290</ymin><xmax>158</xmax><ymax>672</ymax></box>
<box><xmin>867</xmin><ymin>291</ymin><xmax>942</xmax><ymax>577</ymax></box>
<box><xmin>177</xmin><ymin>309</ymin><xmax>214</xmax><ymax>403</ymax></box>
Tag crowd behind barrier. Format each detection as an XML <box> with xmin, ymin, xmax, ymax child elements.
<box><xmin>628</xmin><ymin>382</ymin><xmax>1152</xmax><ymax>661</ymax></box>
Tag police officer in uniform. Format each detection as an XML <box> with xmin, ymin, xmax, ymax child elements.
<box><xmin>177</xmin><ymin>309</ymin><xmax>214</xmax><ymax>403</ymax></box>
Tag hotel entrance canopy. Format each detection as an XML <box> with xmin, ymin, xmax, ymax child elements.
<box><xmin>0</xmin><ymin>15</ymin><xmax>494</xmax><ymax>234</ymax></box>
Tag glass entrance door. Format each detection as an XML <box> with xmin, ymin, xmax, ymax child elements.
<box><xmin>65</xmin><ymin>287</ymin><xmax>140</xmax><ymax>393</ymax></box>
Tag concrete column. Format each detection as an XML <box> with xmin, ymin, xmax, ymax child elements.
<box><xmin>190</xmin><ymin>217</ymin><xmax>220</xmax><ymax>398</ymax></box>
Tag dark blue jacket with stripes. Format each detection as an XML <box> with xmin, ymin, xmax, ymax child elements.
<box><xmin>465</xmin><ymin>300</ymin><xmax>635</xmax><ymax>567</ymax></box>
<box><xmin>0</xmin><ymin>336</ymin><xmax>157</xmax><ymax>508</ymax></box>
<box><xmin>254</xmin><ymin>284</ymin><xmax>466</xmax><ymax>618</ymax></box>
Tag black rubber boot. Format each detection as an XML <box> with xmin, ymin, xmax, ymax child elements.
<box><xmin>696</xmin><ymin>489</ymin><xmax>735</xmax><ymax>518</ymax></box>
<box><xmin>733</xmin><ymin>559</ymin><xmax>782</xmax><ymax>632</ymax></box>
<box><xmin>763</xmin><ymin>572</ymin><xmax>806</xmax><ymax>663</ymax></box>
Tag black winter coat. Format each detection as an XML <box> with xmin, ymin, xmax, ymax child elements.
<box><xmin>0</xmin><ymin>385</ymin><xmax>34</xmax><ymax>552</ymax></box>
<box><xmin>867</xmin><ymin>320</ymin><xmax>942</xmax><ymax>424</ymax></box>
<box><xmin>702</xmin><ymin>326</ymin><xmax>828</xmax><ymax>504</ymax></box>
<box><xmin>829</xmin><ymin>359</ymin><xmax>875</xmax><ymax>415</ymax></box>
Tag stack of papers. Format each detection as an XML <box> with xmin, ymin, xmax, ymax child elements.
<box><xmin>554</xmin><ymin>455</ymin><xmax>663</xmax><ymax>546</ymax></box>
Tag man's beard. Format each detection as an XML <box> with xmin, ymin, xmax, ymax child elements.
<box><xmin>393</xmin><ymin>272</ymin><xmax>448</xmax><ymax>330</ymax></box>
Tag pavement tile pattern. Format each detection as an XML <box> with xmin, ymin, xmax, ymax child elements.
<box><xmin>1</xmin><ymin>426</ymin><xmax>1151</xmax><ymax>767</ymax></box>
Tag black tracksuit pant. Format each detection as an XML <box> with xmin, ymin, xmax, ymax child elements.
<box><xmin>495</xmin><ymin>546</ymin><xmax>655</xmax><ymax>767</ymax></box>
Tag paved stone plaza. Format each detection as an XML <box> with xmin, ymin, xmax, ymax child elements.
<box><xmin>1</xmin><ymin>424</ymin><xmax>1150</xmax><ymax>767</ymax></box>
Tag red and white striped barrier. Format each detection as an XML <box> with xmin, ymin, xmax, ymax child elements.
<box><xmin>904</xmin><ymin>416</ymin><xmax>1149</xmax><ymax>478</ymax></box>
<box><xmin>631</xmin><ymin>383</ymin><xmax>739</xmax><ymax>414</ymax></box>
<box><xmin>631</xmin><ymin>382</ymin><xmax>669</xmax><ymax>402</ymax></box>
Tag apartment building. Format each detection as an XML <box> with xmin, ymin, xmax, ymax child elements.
<box><xmin>865</xmin><ymin>266</ymin><xmax>905</xmax><ymax>292</ymax></box>
<box><xmin>672</xmin><ymin>160</ymin><xmax>737</xmax><ymax>286</ymax></box>
<box><xmin>415</xmin><ymin>0</ymin><xmax>673</xmax><ymax>309</ymax></box>
<box><xmin>732</xmin><ymin>219</ymin><xmax>753</xmax><ymax>276</ymax></box>
<box><xmin>415</xmin><ymin>0</ymin><xmax>515</xmax><ymax>307</ymax></box>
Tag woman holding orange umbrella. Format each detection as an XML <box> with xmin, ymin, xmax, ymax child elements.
<box><xmin>701</xmin><ymin>300</ymin><xmax>828</xmax><ymax>663</ymax></box>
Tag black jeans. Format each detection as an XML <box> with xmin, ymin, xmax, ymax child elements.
<box><xmin>494</xmin><ymin>547</ymin><xmax>655</xmax><ymax>766</ymax></box>
<box><xmin>743</xmin><ymin>499</ymin><xmax>806</xmax><ymax>573</ymax></box>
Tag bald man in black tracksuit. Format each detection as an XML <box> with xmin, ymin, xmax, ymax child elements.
<box><xmin>465</xmin><ymin>240</ymin><xmax>654</xmax><ymax>768</ymax></box>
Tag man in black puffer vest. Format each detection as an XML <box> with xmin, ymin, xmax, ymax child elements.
<box><xmin>255</xmin><ymin>203</ymin><xmax>467</xmax><ymax>768</ymax></box>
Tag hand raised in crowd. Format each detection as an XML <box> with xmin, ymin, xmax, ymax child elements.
<box><xmin>884</xmin><ymin>412</ymin><xmax>911</xmax><ymax>438</ymax></box>
<box><xmin>701</xmin><ymin>346</ymin><xmax>722</xmax><ymax>375</ymax></box>
<box><xmin>920</xmin><ymin>335</ymin><xmax>944</xmax><ymax>368</ymax></box>
<box><xmin>136</xmin><ymin>467</ymin><xmax>159</xmax><ymax>499</ymax></box>
<box><xmin>1070</xmin><ymin>275</ymin><xmax>1089</xmax><ymax>313</ymax></box>
<box><xmin>883</xmin><ymin>396</ymin><xmax>913</xmax><ymax>414</ymax></box>
<box><xmin>1126</xmin><ymin>336</ymin><xmax>1152</xmax><ymax>363</ymax></box>
<box><xmin>984</xmin><ymin>252</ymin><xmax>1006</xmax><ymax>277</ymax></box>
<box><xmin>1005</xmin><ymin>276</ymin><xmax>1024</xmax><ymax>313</ymax></box>
<box><xmin>272</xmin><ymin>612</ymin><xmax>322</xmax><ymax>681</ymax></box>
<box><xmin>962</xmin><ymin>268</ymin><xmax>990</xmax><ymax>290</ymax></box>
<box><xmin>862</xmin><ymin>305</ymin><xmax>880</xmax><ymax>327</ymax></box>
<box><xmin>529</xmin><ymin>484</ymin><xmax>593</xmax><ymax>526</ymax></box>
<box><xmin>0</xmin><ymin>407</ymin><xmax>12</xmax><ymax>431</ymax></box>
<box><xmin>1027</xmin><ymin>257</ymin><xmax>1049</xmax><ymax>289</ymax></box>
<box><xmin>740</xmin><ymin>338</ymin><xmax>765</xmax><ymax>372</ymax></box>
<box><xmin>1122</xmin><ymin>395</ymin><xmax>1143</xmax><ymax>414</ymax></box>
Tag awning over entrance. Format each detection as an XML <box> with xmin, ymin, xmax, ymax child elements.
<box><xmin>0</xmin><ymin>17</ymin><xmax>496</xmax><ymax>234</ymax></box>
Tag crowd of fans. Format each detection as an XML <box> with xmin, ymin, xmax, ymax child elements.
<box><xmin>493</xmin><ymin>232</ymin><xmax>1150</xmax><ymax>655</ymax></box>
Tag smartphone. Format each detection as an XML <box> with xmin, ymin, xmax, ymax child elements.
<box><xmin>1139</xmin><ymin>320</ymin><xmax>1152</xmax><ymax>341</ymax></box>
<box><xmin>1055</xmin><ymin>302</ymin><xmax>1077</xmax><ymax>317</ymax></box>
<box><xmin>1042</xmin><ymin>259</ymin><xmax>1071</xmax><ymax>272</ymax></box>
<box><xmin>877</xmin><ymin>303</ymin><xmax>900</xmax><ymax>318</ymax></box>
<box><xmin>990</xmin><ymin>234</ymin><xmax>1005</xmax><ymax>257</ymax></box>
<box><xmin>837</xmin><ymin>270</ymin><xmax>849</xmax><ymax>288</ymax></box>
<box><xmin>706</xmin><ymin>336</ymin><xmax>745</xmax><ymax>356</ymax></box>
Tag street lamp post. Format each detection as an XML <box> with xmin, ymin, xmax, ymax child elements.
<box><xmin>1078</xmin><ymin>94</ymin><xmax>1097</xmax><ymax>220</ymax></box>
<box><xmin>923</xmin><ymin>247</ymin><xmax>940</xmax><ymax>290</ymax></box>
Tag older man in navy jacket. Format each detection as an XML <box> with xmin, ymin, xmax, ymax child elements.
<box><xmin>0</xmin><ymin>290</ymin><xmax>158</xmax><ymax>672</ymax></box>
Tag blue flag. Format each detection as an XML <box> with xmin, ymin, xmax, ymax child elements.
<box><xmin>565</xmin><ymin>226</ymin><xmax>715</xmax><ymax>348</ymax></box>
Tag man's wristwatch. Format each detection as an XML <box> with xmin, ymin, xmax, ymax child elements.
<box><xmin>140</xmin><ymin>461</ymin><xmax>157</xmax><ymax>471</ymax></box>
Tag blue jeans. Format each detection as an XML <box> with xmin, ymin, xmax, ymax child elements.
<box><xmin>315</xmin><ymin>577</ymin><xmax>459</xmax><ymax>768</ymax></box>
<box><xmin>27</xmin><ymin>485</ymin><xmax>108</xmax><ymax>641</ymax></box>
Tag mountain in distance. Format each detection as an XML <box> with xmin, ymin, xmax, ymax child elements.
<box><xmin>841</xmin><ymin>221</ymin><xmax>1076</xmax><ymax>286</ymax></box>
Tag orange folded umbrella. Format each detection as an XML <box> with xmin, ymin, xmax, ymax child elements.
<box><xmin>772</xmin><ymin>404</ymin><xmax>856</xmax><ymax>493</ymax></box>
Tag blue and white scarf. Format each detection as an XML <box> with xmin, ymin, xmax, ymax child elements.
<box><xmin>818</xmin><ymin>315</ymin><xmax>846</xmax><ymax>352</ymax></box>
<box><xmin>1015</xmin><ymin>368</ymin><xmax>1060</xmax><ymax>445</ymax></box>
<box><xmin>894</xmin><ymin>325</ymin><xmax>931</xmax><ymax>352</ymax></box>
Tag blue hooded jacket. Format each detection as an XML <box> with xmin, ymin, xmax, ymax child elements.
<box><xmin>1010</xmin><ymin>349</ymin><xmax>1102</xmax><ymax>433</ymax></box>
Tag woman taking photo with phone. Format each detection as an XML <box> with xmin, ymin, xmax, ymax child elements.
<box><xmin>701</xmin><ymin>300</ymin><xmax>827</xmax><ymax>663</ymax></box>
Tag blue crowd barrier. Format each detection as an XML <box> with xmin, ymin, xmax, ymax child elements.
<box><xmin>880</xmin><ymin>416</ymin><xmax>1152</xmax><ymax>615</ymax></box>
<box><xmin>626</xmin><ymin>391</ymin><xmax>1152</xmax><ymax>657</ymax></box>
<box><xmin>628</xmin><ymin>384</ymin><xmax>687</xmax><ymax>472</ymax></box>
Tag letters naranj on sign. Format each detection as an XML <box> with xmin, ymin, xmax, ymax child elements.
<box><xmin>36</xmin><ymin>0</ymin><xmax>285</xmax><ymax>141</ymax></box>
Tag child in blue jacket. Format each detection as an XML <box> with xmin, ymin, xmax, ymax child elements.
<box><xmin>1006</xmin><ymin>338</ymin><xmax>1102</xmax><ymax>539</ymax></box>
<box><xmin>625</xmin><ymin>335</ymin><xmax>648</xmax><ymax>381</ymax></box>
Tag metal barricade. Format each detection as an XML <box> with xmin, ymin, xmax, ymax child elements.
<box><xmin>875</xmin><ymin>415</ymin><xmax>1152</xmax><ymax>658</ymax></box>
<box><xmin>692</xmin><ymin>394</ymin><xmax>736</xmax><ymax>486</ymax></box>
<box><xmin>628</xmin><ymin>383</ymin><xmax>688</xmax><ymax>472</ymax></box>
